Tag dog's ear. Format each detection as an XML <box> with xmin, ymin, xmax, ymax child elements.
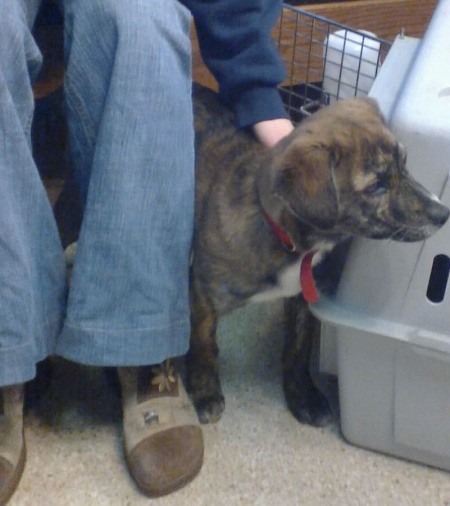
<box><xmin>273</xmin><ymin>137</ymin><xmax>339</xmax><ymax>230</ymax></box>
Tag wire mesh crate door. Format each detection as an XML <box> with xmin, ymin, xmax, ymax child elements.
<box><xmin>277</xmin><ymin>4</ymin><xmax>392</xmax><ymax>121</ymax></box>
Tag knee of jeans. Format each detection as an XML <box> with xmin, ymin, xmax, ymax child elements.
<box><xmin>73</xmin><ymin>0</ymin><xmax>192</xmax><ymax>50</ymax></box>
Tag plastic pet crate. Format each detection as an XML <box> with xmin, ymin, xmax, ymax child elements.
<box><xmin>278</xmin><ymin>2</ymin><xmax>450</xmax><ymax>471</ymax></box>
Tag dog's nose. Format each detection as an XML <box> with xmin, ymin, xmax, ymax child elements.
<box><xmin>429</xmin><ymin>201</ymin><xmax>450</xmax><ymax>227</ymax></box>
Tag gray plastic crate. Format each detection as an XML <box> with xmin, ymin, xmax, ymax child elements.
<box><xmin>310</xmin><ymin>0</ymin><xmax>450</xmax><ymax>471</ymax></box>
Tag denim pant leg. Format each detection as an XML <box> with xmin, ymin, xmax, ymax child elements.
<box><xmin>0</xmin><ymin>0</ymin><xmax>67</xmax><ymax>386</ymax></box>
<box><xmin>57</xmin><ymin>0</ymin><xmax>195</xmax><ymax>366</ymax></box>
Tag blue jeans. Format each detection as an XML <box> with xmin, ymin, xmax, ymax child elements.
<box><xmin>0</xmin><ymin>0</ymin><xmax>194</xmax><ymax>386</ymax></box>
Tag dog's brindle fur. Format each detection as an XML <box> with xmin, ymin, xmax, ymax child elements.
<box><xmin>188</xmin><ymin>83</ymin><xmax>450</xmax><ymax>425</ymax></box>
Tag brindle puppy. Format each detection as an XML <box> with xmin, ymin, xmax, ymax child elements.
<box><xmin>188</xmin><ymin>83</ymin><xmax>450</xmax><ymax>425</ymax></box>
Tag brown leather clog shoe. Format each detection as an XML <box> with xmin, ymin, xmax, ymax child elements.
<box><xmin>0</xmin><ymin>384</ymin><xmax>26</xmax><ymax>505</ymax></box>
<box><xmin>118</xmin><ymin>362</ymin><xmax>203</xmax><ymax>497</ymax></box>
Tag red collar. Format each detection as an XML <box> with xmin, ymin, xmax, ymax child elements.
<box><xmin>263</xmin><ymin>210</ymin><xmax>319</xmax><ymax>303</ymax></box>
<box><xmin>263</xmin><ymin>210</ymin><xmax>296</xmax><ymax>252</ymax></box>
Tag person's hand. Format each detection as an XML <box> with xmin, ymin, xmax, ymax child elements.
<box><xmin>252</xmin><ymin>118</ymin><xmax>294</xmax><ymax>148</ymax></box>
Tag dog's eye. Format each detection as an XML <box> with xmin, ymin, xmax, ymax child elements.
<box><xmin>364</xmin><ymin>180</ymin><xmax>386</xmax><ymax>196</ymax></box>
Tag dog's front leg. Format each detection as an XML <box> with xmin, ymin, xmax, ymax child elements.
<box><xmin>187</xmin><ymin>286</ymin><xmax>225</xmax><ymax>424</ymax></box>
<box><xmin>283</xmin><ymin>295</ymin><xmax>333</xmax><ymax>427</ymax></box>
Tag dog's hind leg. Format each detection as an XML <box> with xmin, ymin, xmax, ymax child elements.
<box><xmin>283</xmin><ymin>295</ymin><xmax>333</xmax><ymax>427</ymax></box>
<box><xmin>186</xmin><ymin>287</ymin><xmax>225</xmax><ymax>424</ymax></box>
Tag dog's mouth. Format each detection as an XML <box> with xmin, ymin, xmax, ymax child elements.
<box><xmin>368</xmin><ymin>224</ymin><xmax>443</xmax><ymax>242</ymax></box>
<box><xmin>365</xmin><ymin>212</ymin><xmax>449</xmax><ymax>242</ymax></box>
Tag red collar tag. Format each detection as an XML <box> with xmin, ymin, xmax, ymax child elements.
<box><xmin>300</xmin><ymin>252</ymin><xmax>320</xmax><ymax>303</ymax></box>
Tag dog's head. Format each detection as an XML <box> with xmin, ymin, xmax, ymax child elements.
<box><xmin>271</xmin><ymin>98</ymin><xmax>450</xmax><ymax>242</ymax></box>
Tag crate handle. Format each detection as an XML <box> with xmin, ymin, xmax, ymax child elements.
<box><xmin>426</xmin><ymin>254</ymin><xmax>450</xmax><ymax>303</ymax></box>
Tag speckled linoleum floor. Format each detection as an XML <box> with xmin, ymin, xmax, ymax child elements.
<box><xmin>11</xmin><ymin>296</ymin><xmax>450</xmax><ymax>506</ymax></box>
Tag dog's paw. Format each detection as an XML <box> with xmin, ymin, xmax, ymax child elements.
<box><xmin>194</xmin><ymin>394</ymin><xmax>225</xmax><ymax>424</ymax></box>
<box><xmin>285</xmin><ymin>387</ymin><xmax>333</xmax><ymax>427</ymax></box>
<box><xmin>186</xmin><ymin>365</ymin><xmax>225</xmax><ymax>423</ymax></box>
<box><xmin>283</xmin><ymin>371</ymin><xmax>333</xmax><ymax>427</ymax></box>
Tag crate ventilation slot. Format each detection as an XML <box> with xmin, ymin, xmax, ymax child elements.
<box><xmin>426</xmin><ymin>254</ymin><xmax>450</xmax><ymax>303</ymax></box>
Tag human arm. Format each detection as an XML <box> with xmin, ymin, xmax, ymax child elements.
<box><xmin>252</xmin><ymin>117</ymin><xmax>294</xmax><ymax>148</ymax></box>
<box><xmin>183</xmin><ymin>0</ymin><xmax>290</xmax><ymax>130</ymax></box>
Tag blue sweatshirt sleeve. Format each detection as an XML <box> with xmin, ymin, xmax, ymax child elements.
<box><xmin>182</xmin><ymin>0</ymin><xmax>289</xmax><ymax>128</ymax></box>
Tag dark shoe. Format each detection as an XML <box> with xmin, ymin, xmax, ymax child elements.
<box><xmin>118</xmin><ymin>361</ymin><xmax>204</xmax><ymax>497</ymax></box>
<box><xmin>0</xmin><ymin>385</ymin><xmax>26</xmax><ymax>505</ymax></box>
